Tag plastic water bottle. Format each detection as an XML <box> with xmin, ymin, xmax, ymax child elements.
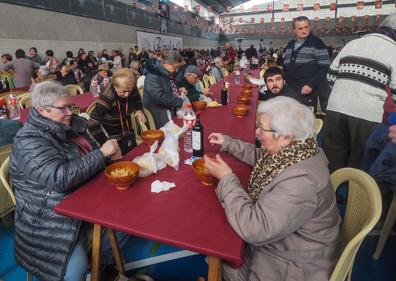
<box><xmin>8</xmin><ymin>92</ymin><xmax>20</xmax><ymax>120</ymax></box>
<box><xmin>0</xmin><ymin>99</ymin><xmax>7</xmax><ymax>119</ymax></box>
<box><xmin>90</xmin><ymin>76</ymin><xmax>99</xmax><ymax>97</ymax></box>
<box><xmin>183</xmin><ymin>104</ymin><xmax>196</xmax><ymax>153</ymax></box>
<box><xmin>234</xmin><ymin>70</ymin><xmax>240</xmax><ymax>84</ymax></box>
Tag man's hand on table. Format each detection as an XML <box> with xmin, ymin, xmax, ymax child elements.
<box><xmin>204</xmin><ymin>154</ymin><xmax>232</xmax><ymax>180</ymax></box>
<box><xmin>201</xmin><ymin>88</ymin><xmax>212</xmax><ymax>97</ymax></box>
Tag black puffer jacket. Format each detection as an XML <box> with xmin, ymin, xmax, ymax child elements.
<box><xmin>10</xmin><ymin>108</ymin><xmax>106</xmax><ymax>281</ymax></box>
<box><xmin>143</xmin><ymin>59</ymin><xmax>183</xmax><ymax>128</ymax></box>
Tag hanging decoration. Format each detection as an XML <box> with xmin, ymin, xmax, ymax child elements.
<box><xmin>239</xmin><ymin>17</ymin><xmax>243</xmax><ymax>23</ymax></box>
<box><xmin>183</xmin><ymin>4</ymin><xmax>188</xmax><ymax>12</ymax></box>
<box><xmin>283</xmin><ymin>3</ymin><xmax>289</xmax><ymax>12</ymax></box>
<box><xmin>313</xmin><ymin>3</ymin><xmax>320</xmax><ymax>11</ymax></box>
<box><xmin>253</xmin><ymin>5</ymin><xmax>258</xmax><ymax>12</ymax></box>
<box><xmin>251</xmin><ymin>17</ymin><xmax>255</xmax><ymax>23</ymax></box>
<box><xmin>330</xmin><ymin>2</ymin><xmax>337</xmax><ymax>10</ymax></box>
<box><xmin>239</xmin><ymin>5</ymin><xmax>244</xmax><ymax>13</ymax></box>
<box><xmin>131</xmin><ymin>0</ymin><xmax>136</xmax><ymax>9</ymax></box>
<box><xmin>356</xmin><ymin>1</ymin><xmax>364</xmax><ymax>10</ymax></box>
<box><xmin>230</xmin><ymin>16</ymin><xmax>233</xmax><ymax>23</ymax></box>
<box><xmin>297</xmin><ymin>3</ymin><xmax>304</xmax><ymax>11</ymax></box>
<box><xmin>226</xmin><ymin>6</ymin><xmax>232</xmax><ymax>13</ymax></box>
<box><xmin>267</xmin><ymin>4</ymin><xmax>273</xmax><ymax>12</ymax></box>
<box><xmin>173</xmin><ymin>5</ymin><xmax>178</xmax><ymax>12</ymax></box>
<box><xmin>207</xmin><ymin>6</ymin><xmax>212</xmax><ymax>12</ymax></box>
<box><xmin>375</xmin><ymin>0</ymin><xmax>382</xmax><ymax>9</ymax></box>
<box><xmin>194</xmin><ymin>5</ymin><xmax>200</xmax><ymax>13</ymax></box>
<box><xmin>260</xmin><ymin>18</ymin><xmax>264</xmax><ymax>24</ymax></box>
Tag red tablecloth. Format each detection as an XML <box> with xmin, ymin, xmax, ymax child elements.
<box><xmin>55</xmin><ymin>74</ymin><xmax>258</xmax><ymax>268</ymax></box>
<box><xmin>19</xmin><ymin>92</ymin><xmax>96</xmax><ymax>123</ymax></box>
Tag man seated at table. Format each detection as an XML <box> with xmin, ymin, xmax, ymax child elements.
<box><xmin>205</xmin><ymin>97</ymin><xmax>341</xmax><ymax>281</ymax></box>
<box><xmin>175</xmin><ymin>65</ymin><xmax>212</xmax><ymax>102</ymax></box>
<box><xmin>88</xmin><ymin>68</ymin><xmax>146</xmax><ymax>155</ymax></box>
<box><xmin>209</xmin><ymin>57</ymin><xmax>224</xmax><ymax>82</ymax></box>
<box><xmin>247</xmin><ymin>67</ymin><xmax>297</xmax><ymax>103</ymax></box>
<box><xmin>10</xmin><ymin>81</ymin><xmax>128</xmax><ymax>281</ymax></box>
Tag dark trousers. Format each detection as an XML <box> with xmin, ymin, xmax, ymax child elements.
<box><xmin>323</xmin><ymin>111</ymin><xmax>379</xmax><ymax>173</ymax></box>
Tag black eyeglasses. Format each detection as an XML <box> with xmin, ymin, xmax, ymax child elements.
<box><xmin>256</xmin><ymin>124</ymin><xmax>276</xmax><ymax>134</ymax></box>
<box><xmin>46</xmin><ymin>104</ymin><xmax>75</xmax><ymax>113</ymax></box>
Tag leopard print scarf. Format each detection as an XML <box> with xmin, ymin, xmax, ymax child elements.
<box><xmin>248</xmin><ymin>137</ymin><xmax>319</xmax><ymax>201</ymax></box>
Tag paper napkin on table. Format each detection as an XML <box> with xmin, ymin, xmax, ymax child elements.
<box><xmin>151</xmin><ymin>180</ymin><xmax>176</xmax><ymax>193</ymax></box>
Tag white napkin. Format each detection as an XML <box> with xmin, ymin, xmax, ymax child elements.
<box><xmin>151</xmin><ymin>180</ymin><xmax>176</xmax><ymax>193</ymax></box>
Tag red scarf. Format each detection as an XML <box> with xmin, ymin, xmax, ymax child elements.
<box><xmin>72</xmin><ymin>135</ymin><xmax>93</xmax><ymax>155</ymax></box>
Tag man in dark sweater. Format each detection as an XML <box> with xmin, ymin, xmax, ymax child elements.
<box><xmin>283</xmin><ymin>16</ymin><xmax>331</xmax><ymax>108</ymax></box>
<box><xmin>175</xmin><ymin>65</ymin><xmax>211</xmax><ymax>102</ymax></box>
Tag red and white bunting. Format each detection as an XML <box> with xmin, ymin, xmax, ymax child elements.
<box><xmin>208</xmin><ymin>6</ymin><xmax>212</xmax><ymax>12</ymax></box>
<box><xmin>297</xmin><ymin>3</ymin><xmax>304</xmax><ymax>11</ymax></box>
<box><xmin>195</xmin><ymin>5</ymin><xmax>200</xmax><ymax>12</ymax></box>
<box><xmin>375</xmin><ymin>0</ymin><xmax>382</xmax><ymax>9</ymax></box>
<box><xmin>267</xmin><ymin>4</ymin><xmax>273</xmax><ymax>12</ymax></box>
<box><xmin>313</xmin><ymin>3</ymin><xmax>320</xmax><ymax>11</ymax></box>
<box><xmin>260</xmin><ymin>18</ymin><xmax>264</xmax><ymax>24</ymax></box>
<box><xmin>338</xmin><ymin>16</ymin><xmax>344</xmax><ymax>23</ymax></box>
<box><xmin>131</xmin><ymin>1</ymin><xmax>136</xmax><ymax>9</ymax></box>
<box><xmin>184</xmin><ymin>5</ymin><xmax>188</xmax><ymax>12</ymax></box>
<box><xmin>326</xmin><ymin>16</ymin><xmax>331</xmax><ymax>22</ymax></box>
<box><xmin>270</xmin><ymin>17</ymin><xmax>274</xmax><ymax>23</ymax></box>
<box><xmin>253</xmin><ymin>5</ymin><xmax>258</xmax><ymax>12</ymax></box>
<box><xmin>251</xmin><ymin>17</ymin><xmax>255</xmax><ymax>23</ymax></box>
<box><xmin>173</xmin><ymin>5</ymin><xmax>178</xmax><ymax>12</ymax></box>
<box><xmin>230</xmin><ymin>17</ymin><xmax>233</xmax><ymax>23</ymax></box>
<box><xmin>364</xmin><ymin>14</ymin><xmax>370</xmax><ymax>21</ymax></box>
<box><xmin>351</xmin><ymin>15</ymin><xmax>356</xmax><ymax>22</ymax></box>
<box><xmin>356</xmin><ymin>1</ymin><xmax>364</xmax><ymax>10</ymax></box>
<box><xmin>239</xmin><ymin>5</ymin><xmax>244</xmax><ymax>13</ymax></box>
<box><xmin>226</xmin><ymin>6</ymin><xmax>232</xmax><ymax>13</ymax></box>
<box><xmin>281</xmin><ymin>17</ymin><xmax>285</xmax><ymax>23</ymax></box>
<box><xmin>239</xmin><ymin>17</ymin><xmax>243</xmax><ymax>23</ymax></box>
<box><xmin>283</xmin><ymin>4</ymin><xmax>289</xmax><ymax>12</ymax></box>
<box><xmin>330</xmin><ymin>2</ymin><xmax>337</xmax><ymax>10</ymax></box>
<box><xmin>221</xmin><ymin>16</ymin><xmax>225</xmax><ymax>23</ymax></box>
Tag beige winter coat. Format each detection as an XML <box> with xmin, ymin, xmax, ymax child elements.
<box><xmin>217</xmin><ymin>136</ymin><xmax>341</xmax><ymax>281</ymax></box>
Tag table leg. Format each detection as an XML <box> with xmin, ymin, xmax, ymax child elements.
<box><xmin>208</xmin><ymin>256</ymin><xmax>222</xmax><ymax>281</ymax></box>
<box><xmin>107</xmin><ymin>228</ymin><xmax>126</xmax><ymax>274</ymax></box>
<box><xmin>92</xmin><ymin>224</ymin><xmax>102</xmax><ymax>281</ymax></box>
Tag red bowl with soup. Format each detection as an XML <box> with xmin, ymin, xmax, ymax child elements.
<box><xmin>105</xmin><ymin>161</ymin><xmax>140</xmax><ymax>190</ymax></box>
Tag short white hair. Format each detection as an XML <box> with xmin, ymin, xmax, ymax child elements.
<box><xmin>257</xmin><ymin>96</ymin><xmax>316</xmax><ymax>140</ymax></box>
<box><xmin>30</xmin><ymin>81</ymin><xmax>70</xmax><ymax>109</ymax></box>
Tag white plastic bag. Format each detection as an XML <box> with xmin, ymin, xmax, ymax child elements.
<box><xmin>176</xmin><ymin>93</ymin><xmax>191</xmax><ymax>119</ymax></box>
<box><xmin>133</xmin><ymin>141</ymin><xmax>166</xmax><ymax>177</ymax></box>
<box><xmin>160</xmin><ymin>111</ymin><xmax>185</xmax><ymax>137</ymax></box>
<box><xmin>158</xmin><ymin>133</ymin><xmax>180</xmax><ymax>171</ymax></box>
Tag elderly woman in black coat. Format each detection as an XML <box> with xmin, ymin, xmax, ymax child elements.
<box><xmin>10</xmin><ymin>81</ymin><xmax>126</xmax><ymax>281</ymax></box>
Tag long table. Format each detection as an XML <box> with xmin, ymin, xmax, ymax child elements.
<box><xmin>55</xmin><ymin>74</ymin><xmax>258</xmax><ymax>281</ymax></box>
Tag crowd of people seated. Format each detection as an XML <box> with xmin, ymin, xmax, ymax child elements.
<box><xmin>0</xmin><ymin>12</ymin><xmax>396</xmax><ymax>281</ymax></box>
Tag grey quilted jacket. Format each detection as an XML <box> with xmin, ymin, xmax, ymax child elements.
<box><xmin>10</xmin><ymin>108</ymin><xmax>106</xmax><ymax>281</ymax></box>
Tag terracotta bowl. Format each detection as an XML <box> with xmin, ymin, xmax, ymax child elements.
<box><xmin>192</xmin><ymin>159</ymin><xmax>217</xmax><ymax>186</ymax></box>
<box><xmin>240</xmin><ymin>88</ymin><xmax>253</xmax><ymax>97</ymax></box>
<box><xmin>242</xmin><ymin>83</ymin><xmax>254</xmax><ymax>90</ymax></box>
<box><xmin>192</xmin><ymin>101</ymin><xmax>207</xmax><ymax>112</ymax></box>
<box><xmin>237</xmin><ymin>95</ymin><xmax>251</xmax><ymax>105</ymax></box>
<box><xmin>141</xmin><ymin>129</ymin><xmax>164</xmax><ymax>146</ymax></box>
<box><xmin>105</xmin><ymin>161</ymin><xmax>140</xmax><ymax>190</ymax></box>
<box><xmin>232</xmin><ymin>104</ymin><xmax>249</xmax><ymax>118</ymax></box>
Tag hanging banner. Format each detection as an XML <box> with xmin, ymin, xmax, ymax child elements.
<box><xmin>283</xmin><ymin>4</ymin><xmax>289</xmax><ymax>12</ymax></box>
<box><xmin>297</xmin><ymin>3</ymin><xmax>304</xmax><ymax>11</ymax></box>
<box><xmin>183</xmin><ymin>5</ymin><xmax>188</xmax><ymax>12</ymax></box>
<box><xmin>356</xmin><ymin>1</ymin><xmax>364</xmax><ymax>10</ymax></box>
<box><xmin>375</xmin><ymin>0</ymin><xmax>382</xmax><ymax>8</ymax></box>
<box><xmin>137</xmin><ymin>31</ymin><xmax>183</xmax><ymax>51</ymax></box>
<box><xmin>330</xmin><ymin>2</ymin><xmax>337</xmax><ymax>10</ymax></box>
<box><xmin>313</xmin><ymin>3</ymin><xmax>320</xmax><ymax>11</ymax></box>
<box><xmin>267</xmin><ymin>4</ymin><xmax>273</xmax><ymax>12</ymax></box>
<box><xmin>253</xmin><ymin>5</ymin><xmax>258</xmax><ymax>12</ymax></box>
<box><xmin>251</xmin><ymin>18</ymin><xmax>255</xmax><ymax>23</ymax></box>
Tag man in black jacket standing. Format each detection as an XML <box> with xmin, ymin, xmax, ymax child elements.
<box><xmin>283</xmin><ymin>16</ymin><xmax>331</xmax><ymax>109</ymax></box>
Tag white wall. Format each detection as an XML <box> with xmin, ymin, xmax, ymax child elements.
<box><xmin>0</xmin><ymin>2</ymin><xmax>218</xmax><ymax>59</ymax></box>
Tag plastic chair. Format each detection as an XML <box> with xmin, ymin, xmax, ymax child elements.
<box><xmin>316</xmin><ymin>96</ymin><xmax>326</xmax><ymax>117</ymax></box>
<box><xmin>0</xmin><ymin>155</ymin><xmax>14</xmax><ymax>226</ymax></box>
<box><xmin>138</xmin><ymin>86</ymin><xmax>144</xmax><ymax>100</ymax></box>
<box><xmin>220</xmin><ymin>67</ymin><xmax>229</xmax><ymax>78</ymax></box>
<box><xmin>65</xmin><ymin>84</ymin><xmax>84</xmax><ymax>96</ymax></box>
<box><xmin>259</xmin><ymin>69</ymin><xmax>266</xmax><ymax>80</ymax></box>
<box><xmin>208</xmin><ymin>75</ymin><xmax>216</xmax><ymax>85</ymax></box>
<box><xmin>85</xmin><ymin>102</ymin><xmax>97</xmax><ymax>116</ymax></box>
<box><xmin>329</xmin><ymin>168</ymin><xmax>382</xmax><ymax>281</ymax></box>
<box><xmin>202</xmin><ymin>75</ymin><xmax>211</xmax><ymax>89</ymax></box>
<box><xmin>18</xmin><ymin>93</ymin><xmax>31</xmax><ymax>109</ymax></box>
<box><xmin>314</xmin><ymin>118</ymin><xmax>323</xmax><ymax>135</ymax></box>
<box><xmin>373</xmin><ymin>186</ymin><xmax>396</xmax><ymax>259</ymax></box>
<box><xmin>130</xmin><ymin>108</ymin><xmax>156</xmax><ymax>145</ymax></box>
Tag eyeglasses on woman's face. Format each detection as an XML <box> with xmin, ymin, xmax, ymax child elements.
<box><xmin>255</xmin><ymin>123</ymin><xmax>276</xmax><ymax>135</ymax></box>
<box><xmin>46</xmin><ymin>103</ymin><xmax>75</xmax><ymax>113</ymax></box>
